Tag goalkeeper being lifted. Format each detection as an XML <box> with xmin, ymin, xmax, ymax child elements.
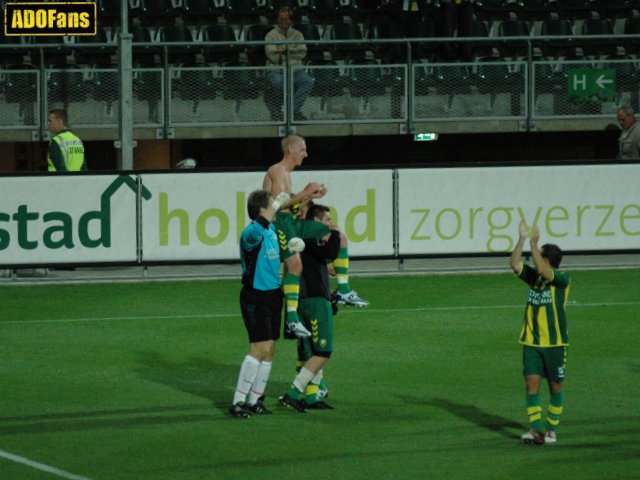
<box><xmin>509</xmin><ymin>220</ymin><xmax>571</xmax><ymax>445</ymax></box>
<box><xmin>263</xmin><ymin>134</ymin><xmax>369</xmax><ymax>327</ymax></box>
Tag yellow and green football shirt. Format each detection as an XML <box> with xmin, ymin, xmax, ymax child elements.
<box><xmin>516</xmin><ymin>263</ymin><xmax>570</xmax><ymax>348</ymax></box>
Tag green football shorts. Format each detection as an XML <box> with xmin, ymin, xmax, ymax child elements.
<box><xmin>522</xmin><ymin>345</ymin><xmax>567</xmax><ymax>382</ymax></box>
<box><xmin>299</xmin><ymin>297</ymin><xmax>334</xmax><ymax>356</ymax></box>
<box><xmin>274</xmin><ymin>211</ymin><xmax>330</xmax><ymax>260</ymax></box>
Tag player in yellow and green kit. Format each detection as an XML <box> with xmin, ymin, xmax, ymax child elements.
<box><xmin>509</xmin><ymin>220</ymin><xmax>570</xmax><ymax>446</ymax></box>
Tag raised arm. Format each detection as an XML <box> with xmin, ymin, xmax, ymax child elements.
<box><xmin>509</xmin><ymin>219</ymin><xmax>529</xmax><ymax>273</ymax></box>
<box><xmin>529</xmin><ymin>225</ymin><xmax>554</xmax><ymax>280</ymax></box>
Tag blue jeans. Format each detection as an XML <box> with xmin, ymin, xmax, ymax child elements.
<box><xmin>266</xmin><ymin>69</ymin><xmax>315</xmax><ymax>113</ymax></box>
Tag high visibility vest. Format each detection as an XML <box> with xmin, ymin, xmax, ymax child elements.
<box><xmin>48</xmin><ymin>130</ymin><xmax>85</xmax><ymax>171</ymax></box>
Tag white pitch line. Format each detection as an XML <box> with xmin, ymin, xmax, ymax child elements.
<box><xmin>0</xmin><ymin>449</ymin><xmax>92</xmax><ymax>480</ymax></box>
<box><xmin>2</xmin><ymin>301</ymin><xmax>639</xmax><ymax>326</ymax></box>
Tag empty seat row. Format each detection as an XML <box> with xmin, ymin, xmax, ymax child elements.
<box><xmin>96</xmin><ymin>0</ymin><xmax>392</xmax><ymax>25</ymax></box>
<box><xmin>474</xmin><ymin>0</ymin><xmax>639</xmax><ymax>21</ymax></box>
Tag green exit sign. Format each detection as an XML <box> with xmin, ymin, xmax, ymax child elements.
<box><xmin>414</xmin><ymin>133</ymin><xmax>438</xmax><ymax>141</ymax></box>
<box><xmin>567</xmin><ymin>69</ymin><xmax>616</xmax><ymax>103</ymax></box>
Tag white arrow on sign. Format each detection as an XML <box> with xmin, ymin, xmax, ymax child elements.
<box><xmin>596</xmin><ymin>74</ymin><xmax>613</xmax><ymax>89</ymax></box>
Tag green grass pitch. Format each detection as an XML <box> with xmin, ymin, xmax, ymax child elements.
<box><xmin>1</xmin><ymin>269</ymin><xmax>639</xmax><ymax>480</ymax></box>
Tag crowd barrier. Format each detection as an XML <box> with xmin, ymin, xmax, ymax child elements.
<box><xmin>1</xmin><ymin>163</ymin><xmax>639</xmax><ymax>267</ymax></box>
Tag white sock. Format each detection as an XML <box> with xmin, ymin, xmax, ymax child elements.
<box><xmin>293</xmin><ymin>367</ymin><xmax>315</xmax><ymax>393</ymax></box>
<box><xmin>232</xmin><ymin>355</ymin><xmax>260</xmax><ymax>405</ymax></box>
<box><xmin>249</xmin><ymin>361</ymin><xmax>272</xmax><ymax>405</ymax></box>
<box><xmin>311</xmin><ymin>369</ymin><xmax>323</xmax><ymax>385</ymax></box>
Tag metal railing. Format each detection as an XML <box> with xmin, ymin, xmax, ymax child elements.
<box><xmin>1</xmin><ymin>33</ymin><xmax>639</xmax><ymax>136</ymax></box>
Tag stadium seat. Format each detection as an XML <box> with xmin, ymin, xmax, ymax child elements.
<box><xmin>89</xmin><ymin>68</ymin><xmax>119</xmax><ymax>116</ymax></box>
<box><xmin>226</xmin><ymin>0</ymin><xmax>271</xmax><ymax>25</ymax></box>
<box><xmin>469</xmin><ymin>20</ymin><xmax>494</xmax><ymax>60</ymax></box>
<box><xmin>133</xmin><ymin>66</ymin><xmax>162</xmax><ymax>123</ymax></box>
<box><xmin>433</xmin><ymin>62</ymin><xmax>473</xmax><ymax>111</ymax></box>
<box><xmin>96</xmin><ymin>0</ymin><xmax>123</xmax><ymax>26</ymax></box>
<box><xmin>600</xmin><ymin>54</ymin><xmax>639</xmax><ymax>111</ymax></box>
<box><xmin>327</xmin><ymin>22</ymin><xmax>366</xmax><ymax>61</ymax></box>
<box><xmin>31</xmin><ymin>36</ymin><xmax>72</xmax><ymax>66</ymax></box>
<box><xmin>474</xmin><ymin>0</ymin><xmax>517</xmax><ymax>21</ymax></box>
<box><xmin>623</xmin><ymin>17</ymin><xmax>640</xmax><ymax>56</ymax></box>
<box><xmin>515</xmin><ymin>0</ymin><xmax>551</xmax><ymax>21</ymax></box>
<box><xmin>3</xmin><ymin>64</ymin><xmax>38</xmax><ymax>125</ymax></box>
<box><xmin>74</xmin><ymin>26</ymin><xmax>114</xmax><ymax>66</ymax></box>
<box><xmin>539</xmin><ymin>18</ymin><xmax>576</xmax><ymax>57</ymax></box>
<box><xmin>497</xmin><ymin>19</ymin><xmax>531</xmax><ymax>58</ymax></box>
<box><xmin>47</xmin><ymin>64</ymin><xmax>91</xmax><ymax>107</ymax></box>
<box><xmin>138</xmin><ymin>0</ymin><xmax>181</xmax><ymax>24</ymax></box>
<box><xmin>413</xmin><ymin>17</ymin><xmax>439</xmax><ymax>62</ymax></box>
<box><xmin>296</xmin><ymin>23</ymin><xmax>325</xmax><ymax>61</ymax></box>
<box><xmin>243</xmin><ymin>24</ymin><xmax>272</xmax><ymax>66</ymax></box>
<box><xmin>306</xmin><ymin>0</ymin><xmax>349</xmax><ymax>25</ymax></box>
<box><xmin>307</xmin><ymin>58</ymin><xmax>346</xmax><ymax>112</ymax></box>
<box><xmin>365</xmin><ymin>16</ymin><xmax>405</xmax><ymax>63</ymax></box>
<box><xmin>176</xmin><ymin>67</ymin><xmax>220</xmax><ymax>113</ymax></box>
<box><xmin>475</xmin><ymin>56</ymin><xmax>524</xmax><ymax>114</ymax></box>
<box><xmin>221</xmin><ymin>61</ymin><xmax>261</xmax><ymax>114</ymax></box>
<box><xmin>182</xmin><ymin>0</ymin><xmax>227</xmax><ymax>23</ymax></box>
<box><xmin>158</xmin><ymin>25</ymin><xmax>199</xmax><ymax>65</ymax></box>
<box><xmin>581</xmin><ymin>18</ymin><xmax>617</xmax><ymax>56</ymax></box>
<box><xmin>201</xmin><ymin>24</ymin><xmax>241</xmax><ymax>64</ymax></box>
<box><xmin>556</xmin><ymin>0</ymin><xmax>596</xmax><ymax>19</ymax></box>
<box><xmin>0</xmin><ymin>34</ymin><xmax>27</xmax><ymax>66</ymax></box>
<box><xmin>130</xmin><ymin>25</ymin><xmax>159</xmax><ymax>67</ymax></box>
<box><xmin>592</xmin><ymin>0</ymin><xmax>634</xmax><ymax>20</ymax></box>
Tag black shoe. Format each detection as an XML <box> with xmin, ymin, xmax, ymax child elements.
<box><xmin>249</xmin><ymin>400</ymin><xmax>272</xmax><ymax>415</ymax></box>
<box><xmin>279</xmin><ymin>394</ymin><xmax>308</xmax><ymax>413</ymax></box>
<box><xmin>229</xmin><ymin>402</ymin><xmax>252</xmax><ymax>418</ymax></box>
<box><xmin>306</xmin><ymin>400</ymin><xmax>334</xmax><ymax>410</ymax></box>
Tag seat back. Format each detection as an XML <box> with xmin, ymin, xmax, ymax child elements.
<box><xmin>202</xmin><ymin>24</ymin><xmax>240</xmax><ymax>63</ymax></box>
<box><xmin>497</xmin><ymin>19</ymin><xmax>530</xmax><ymax>57</ymax></box>
<box><xmin>581</xmin><ymin>18</ymin><xmax>616</xmax><ymax>55</ymax></box>
<box><xmin>296</xmin><ymin>23</ymin><xmax>324</xmax><ymax>60</ymax></box>
<box><xmin>348</xmin><ymin>59</ymin><xmax>386</xmax><ymax>97</ymax></box>
<box><xmin>159</xmin><ymin>25</ymin><xmax>199</xmax><ymax>65</ymax></box>
<box><xmin>4</xmin><ymin>64</ymin><xmax>38</xmax><ymax>104</ymax></box>
<box><xmin>308</xmin><ymin>58</ymin><xmax>345</xmax><ymax>97</ymax></box>
<box><xmin>221</xmin><ymin>61</ymin><xmax>260</xmax><ymax>100</ymax></box>
<box><xmin>540</xmin><ymin>19</ymin><xmax>575</xmax><ymax>57</ymax></box>
<box><xmin>131</xmin><ymin>25</ymin><xmax>157</xmax><ymax>66</ymax></box>
<box><xmin>243</xmin><ymin>24</ymin><xmax>272</xmax><ymax>65</ymax></box>
<box><xmin>47</xmin><ymin>64</ymin><xmax>89</xmax><ymax>103</ymax></box>
<box><xmin>328</xmin><ymin>22</ymin><xmax>365</xmax><ymax>60</ymax></box>
<box><xmin>75</xmin><ymin>27</ymin><xmax>113</xmax><ymax>66</ymax></box>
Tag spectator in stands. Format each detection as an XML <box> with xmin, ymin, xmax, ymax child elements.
<box><xmin>399</xmin><ymin>0</ymin><xmax>429</xmax><ymax>38</ymax></box>
<box><xmin>440</xmin><ymin>0</ymin><xmax>475</xmax><ymax>61</ymax></box>
<box><xmin>616</xmin><ymin>106</ymin><xmax>640</xmax><ymax>160</ymax></box>
<box><xmin>47</xmin><ymin>109</ymin><xmax>87</xmax><ymax>171</ymax></box>
<box><xmin>264</xmin><ymin>6</ymin><xmax>315</xmax><ymax>121</ymax></box>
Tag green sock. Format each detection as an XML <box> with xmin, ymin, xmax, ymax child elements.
<box><xmin>283</xmin><ymin>272</ymin><xmax>300</xmax><ymax>324</ymax></box>
<box><xmin>287</xmin><ymin>384</ymin><xmax>303</xmax><ymax>400</ymax></box>
<box><xmin>334</xmin><ymin>247</ymin><xmax>350</xmax><ymax>294</ymax></box>
<box><xmin>526</xmin><ymin>393</ymin><xmax>544</xmax><ymax>432</ymax></box>
<box><xmin>547</xmin><ymin>391</ymin><xmax>564</xmax><ymax>431</ymax></box>
<box><xmin>318</xmin><ymin>377</ymin><xmax>329</xmax><ymax>395</ymax></box>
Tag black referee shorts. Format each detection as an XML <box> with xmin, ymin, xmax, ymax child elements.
<box><xmin>239</xmin><ymin>287</ymin><xmax>283</xmax><ymax>343</ymax></box>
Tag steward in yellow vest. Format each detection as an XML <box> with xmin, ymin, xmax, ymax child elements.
<box><xmin>47</xmin><ymin>108</ymin><xmax>87</xmax><ymax>171</ymax></box>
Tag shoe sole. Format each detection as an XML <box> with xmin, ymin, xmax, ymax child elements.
<box><xmin>521</xmin><ymin>437</ymin><xmax>544</xmax><ymax>445</ymax></box>
<box><xmin>279</xmin><ymin>396</ymin><xmax>308</xmax><ymax>413</ymax></box>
